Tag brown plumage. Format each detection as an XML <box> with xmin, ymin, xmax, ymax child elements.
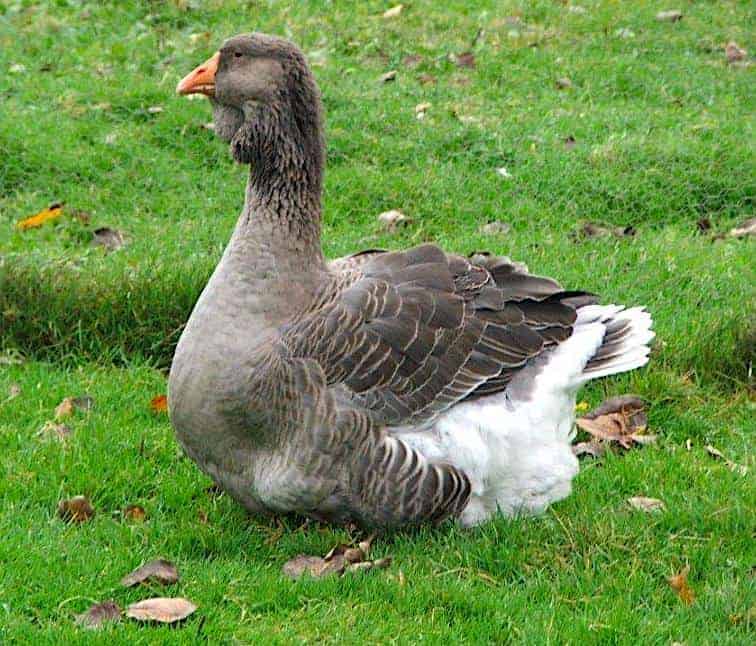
<box><xmin>169</xmin><ymin>33</ymin><xmax>653</xmax><ymax>529</ymax></box>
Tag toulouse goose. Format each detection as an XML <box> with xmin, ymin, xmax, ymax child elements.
<box><xmin>169</xmin><ymin>33</ymin><xmax>654</xmax><ymax>528</ymax></box>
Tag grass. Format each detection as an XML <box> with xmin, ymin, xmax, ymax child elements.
<box><xmin>0</xmin><ymin>0</ymin><xmax>754</xmax><ymax>642</ymax></box>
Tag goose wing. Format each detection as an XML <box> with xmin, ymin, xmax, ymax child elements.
<box><xmin>280</xmin><ymin>244</ymin><xmax>595</xmax><ymax>428</ymax></box>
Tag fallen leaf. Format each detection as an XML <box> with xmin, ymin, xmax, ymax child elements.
<box><xmin>402</xmin><ymin>54</ymin><xmax>423</xmax><ymax>68</ymax></box>
<box><xmin>70</xmin><ymin>209</ymin><xmax>92</xmax><ymax>224</ymax></box>
<box><xmin>656</xmin><ymin>10</ymin><xmax>683</xmax><ymax>22</ymax></box>
<box><xmin>725</xmin><ymin>41</ymin><xmax>747</xmax><ymax>63</ymax></box>
<box><xmin>627</xmin><ymin>496</ymin><xmax>666</xmax><ymax>512</ymax></box>
<box><xmin>479</xmin><ymin>221</ymin><xmax>511</xmax><ymax>236</ymax></box>
<box><xmin>345</xmin><ymin>557</ymin><xmax>393</xmax><ymax>573</ymax></box>
<box><xmin>37</xmin><ymin>421</ymin><xmax>73</xmax><ymax>442</ymax></box>
<box><xmin>377</xmin><ymin>209</ymin><xmax>410</xmax><ymax>232</ymax></box>
<box><xmin>555</xmin><ymin>77</ymin><xmax>572</xmax><ymax>89</ymax></box>
<box><xmin>197</xmin><ymin>509</ymin><xmax>208</xmax><ymax>524</ymax></box>
<box><xmin>667</xmin><ymin>565</ymin><xmax>695</xmax><ymax>605</ymax></box>
<box><xmin>125</xmin><ymin>597</ymin><xmax>197</xmax><ymax>624</ymax></box>
<box><xmin>75</xmin><ymin>601</ymin><xmax>121</xmax><ymax>629</ymax></box>
<box><xmin>201</xmin><ymin>121</ymin><xmax>215</xmax><ymax>131</ymax></box>
<box><xmin>572</xmin><ymin>441</ymin><xmax>606</xmax><ymax>459</ymax></box>
<box><xmin>55</xmin><ymin>398</ymin><xmax>74</xmax><ymax>419</ymax></box>
<box><xmin>415</xmin><ymin>102</ymin><xmax>431</xmax><ymax>119</ymax></box>
<box><xmin>452</xmin><ymin>52</ymin><xmax>476</xmax><ymax>68</ymax></box>
<box><xmin>92</xmin><ymin>227</ymin><xmax>126</xmax><ymax>251</ymax></box>
<box><xmin>574</xmin><ymin>222</ymin><xmax>636</xmax><ymax>239</ymax></box>
<box><xmin>496</xmin><ymin>167</ymin><xmax>512</xmax><ymax>179</ymax></box>
<box><xmin>696</xmin><ymin>217</ymin><xmax>712</xmax><ymax>233</ymax></box>
<box><xmin>122</xmin><ymin>559</ymin><xmax>179</xmax><ymax>587</ymax></box>
<box><xmin>704</xmin><ymin>445</ymin><xmax>748</xmax><ymax>476</ymax></box>
<box><xmin>123</xmin><ymin>504</ymin><xmax>146</xmax><ymax>522</ymax></box>
<box><xmin>8</xmin><ymin>383</ymin><xmax>21</xmax><ymax>399</ymax></box>
<box><xmin>58</xmin><ymin>495</ymin><xmax>95</xmax><ymax>523</ymax></box>
<box><xmin>575</xmin><ymin>395</ymin><xmax>655</xmax><ymax>450</ymax></box>
<box><xmin>55</xmin><ymin>395</ymin><xmax>94</xmax><ymax>419</ymax></box>
<box><xmin>283</xmin><ymin>555</ymin><xmax>336</xmax><ymax>579</ymax></box>
<box><xmin>418</xmin><ymin>73</ymin><xmax>437</xmax><ymax>85</ymax></box>
<box><xmin>383</xmin><ymin>4</ymin><xmax>403</xmax><ymax>19</ymax></box>
<box><xmin>283</xmin><ymin>535</ymin><xmax>387</xmax><ymax>580</ymax></box>
<box><xmin>147</xmin><ymin>106</ymin><xmax>163</xmax><ymax>114</ymax></box>
<box><xmin>729</xmin><ymin>217</ymin><xmax>756</xmax><ymax>238</ymax></box>
<box><xmin>189</xmin><ymin>31</ymin><xmax>211</xmax><ymax>43</ymax></box>
<box><xmin>150</xmin><ymin>394</ymin><xmax>168</xmax><ymax>414</ymax></box>
<box><xmin>379</xmin><ymin>70</ymin><xmax>397</xmax><ymax>83</ymax></box>
<box><xmin>16</xmin><ymin>203</ymin><xmax>64</xmax><ymax>230</ymax></box>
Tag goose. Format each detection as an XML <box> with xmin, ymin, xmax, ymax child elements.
<box><xmin>169</xmin><ymin>33</ymin><xmax>654</xmax><ymax>529</ymax></box>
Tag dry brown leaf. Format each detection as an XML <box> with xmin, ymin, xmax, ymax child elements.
<box><xmin>379</xmin><ymin>70</ymin><xmax>397</xmax><ymax>83</ymax></box>
<box><xmin>418</xmin><ymin>73</ymin><xmax>437</xmax><ymax>85</ymax></box>
<box><xmin>656</xmin><ymin>10</ymin><xmax>683</xmax><ymax>22</ymax></box>
<box><xmin>452</xmin><ymin>52</ymin><xmax>476</xmax><ymax>68</ymax></box>
<box><xmin>383</xmin><ymin>4</ymin><xmax>403</xmax><ymax>19</ymax></box>
<box><xmin>479</xmin><ymin>221</ymin><xmax>511</xmax><ymax>236</ymax></box>
<box><xmin>8</xmin><ymin>383</ymin><xmax>21</xmax><ymax>399</ymax></box>
<box><xmin>345</xmin><ymin>557</ymin><xmax>392</xmax><ymax>573</ymax></box>
<box><xmin>282</xmin><ymin>554</ymin><xmax>345</xmax><ymax>579</ymax></box>
<box><xmin>627</xmin><ymin>496</ymin><xmax>666</xmax><ymax>512</ymax></box>
<box><xmin>555</xmin><ymin>77</ymin><xmax>572</xmax><ymax>89</ymax></box>
<box><xmin>283</xmin><ymin>535</ymin><xmax>387</xmax><ymax>580</ymax></box>
<box><xmin>123</xmin><ymin>504</ymin><xmax>146</xmax><ymax>522</ymax></box>
<box><xmin>574</xmin><ymin>222</ymin><xmax>636</xmax><ymax>239</ymax></box>
<box><xmin>38</xmin><ymin>421</ymin><xmax>73</xmax><ymax>442</ymax></box>
<box><xmin>378</xmin><ymin>209</ymin><xmax>410</xmax><ymax>232</ymax></box>
<box><xmin>696</xmin><ymin>217</ymin><xmax>712</xmax><ymax>233</ymax></box>
<box><xmin>121</xmin><ymin>559</ymin><xmax>179</xmax><ymax>587</ymax></box>
<box><xmin>667</xmin><ymin>565</ymin><xmax>695</xmax><ymax>605</ymax></box>
<box><xmin>55</xmin><ymin>396</ymin><xmax>93</xmax><ymax>419</ymax></box>
<box><xmin>729</xmin><ymin>217</ymin><xmax>756</xmax><ymax>238</ymax></box>
<box><xmin>125</xmin><ymin>597</ymin><xmax>197</xmax><ymax>624</ymax></box>
<box><xmin>16</xmin><ymin>203</ymin><xmax>64</xmax><ymax>230</ymax></box>
<box><xmin>92</xmin><ymin>227</ymin><xmax>126</xmax><ymax>251</ymax></box>
<box><xmin>704</xmin><ymin>445</ymin><xmax>748</xmax><ymax>476</ymax></box>
<box><xmin>75</xmin><ymin>600</ymin><xmax>121</xmax><ymax>629</ymax></box>
<box><xmin>415</xmin><ymin>102</ymin><xmax>431</xmax><ymax>119</ymax></box>
<box><xmin>403</xmin><ymin>54</ymin><xmax>423</xmax><ymax>68</ymax></box>
<box><xmin>575</xmin><ymin>395</ymin><xmax>655</xmax><ymax>450</ymax></box>
<box><xmin>725</xmin><ymin>41</ymin><xmax>747</xmax><ymax>63</ymax></box>
<box><xmin>58</xmin><ymin>495</ymin><xmax>95</xmax><ymax>523</ymax></box>
<box><xmin>150</xmin><ymin>394</ymin><xmax>168</xmax><ymax>414</ymax></box>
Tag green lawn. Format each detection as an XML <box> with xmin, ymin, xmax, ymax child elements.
<box><xmin>1</xmin><ymin>0</ymin><xmax>754</xmax><ymax>642</ymax></box>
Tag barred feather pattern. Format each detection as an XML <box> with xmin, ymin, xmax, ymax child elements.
<box><xmin>260</xmin><ymin>244</ymin><xmax>597</xmax><ymax>527</ymax></box>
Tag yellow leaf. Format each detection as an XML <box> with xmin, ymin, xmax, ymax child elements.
<box><xmin>17</xmin><ymin>203</ymin><xmax>64</xmax><ymax>230</ymax></box>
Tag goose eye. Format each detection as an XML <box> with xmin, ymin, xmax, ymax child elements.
<box><xmin>234</xmin><ymin>51</ymin><xmax>243</xmax><ymax>58</ymax></box>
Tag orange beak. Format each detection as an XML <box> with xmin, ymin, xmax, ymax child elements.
<box><xmin>176</xmin><ymin>52</ymin><xmax>220</xmax><ymax>96</ymax></box>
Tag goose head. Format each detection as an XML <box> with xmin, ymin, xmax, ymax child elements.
<box><xmin>177</xmin><ymin>33</ymin><xmax>324</xmax><ymax>172</ymax></box>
